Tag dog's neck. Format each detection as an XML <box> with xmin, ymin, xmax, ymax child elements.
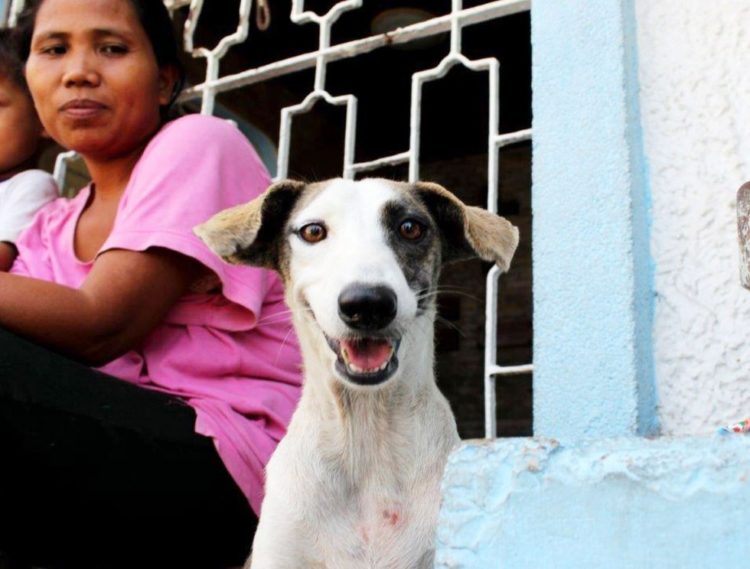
<box><xmin>291</xmin><ymin>308</ymin><xmax>441</xmax><ymax>479</ymax></box>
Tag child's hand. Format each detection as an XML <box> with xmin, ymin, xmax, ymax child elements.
<box><xmin>0</xmin><ymin>242</ymin><xmax>17</xmax><ymax>272</ymax></box>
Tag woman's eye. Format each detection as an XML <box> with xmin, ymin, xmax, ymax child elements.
<box><xmin>398</xmin><ymin>219</ymin><xmax>424</xmax><ymax>240</ymax></box>
<box><xmin>299</xmin><ymin>223</ymin><xmax>327</xmax><ymax>243</ymax></box>
<box><xmin>101</xmin><ymin>44</ymin><xmax>128</xmax><ymax>55</ymax></box>
<box><xmin>40</xmin><ymin>44</ymin><xmax>66</xmax><ymax>56</ymax></box>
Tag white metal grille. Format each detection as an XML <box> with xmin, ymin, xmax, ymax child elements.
<box><xmin>8</xmin><ymin>0</ymin><xmax>532</xmax><ymax>438</ymax></box>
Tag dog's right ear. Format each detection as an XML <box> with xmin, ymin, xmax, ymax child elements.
<box><xmin>194</xmin><ymin>179</ymin><xmax>306</xmax><ymax>270</ymax></box>
<box><xmin>414</xmin><ymin>181</ymin><xmax>519</xmax><ymax>272</ymax></box>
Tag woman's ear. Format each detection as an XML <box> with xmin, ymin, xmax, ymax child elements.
<box><xmin>157</xmin><ymin>65</ymin><xmax>180</xmax><ymax>107</ymax></box>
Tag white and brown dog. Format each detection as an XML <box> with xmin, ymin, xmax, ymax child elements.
<box><xmin>195</xmin><ymin>178</ymin><xmax>518</xmax><ymax>569</ymax></box>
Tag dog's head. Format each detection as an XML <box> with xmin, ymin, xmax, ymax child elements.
<box><xmin>195</xmin><ymin>178</ymin><xmax>518</xmax><ymax>389</ymax></box>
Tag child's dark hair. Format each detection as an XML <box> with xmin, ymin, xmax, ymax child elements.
<box><xmin>15</xmin><ymin>0</ymin><xmax>187</xmax><ymax>117</ymax></box>
<box><xmin>0</xmin><ymin>28</ymin><xmax>28</xmax><ymax>92</ymax></box>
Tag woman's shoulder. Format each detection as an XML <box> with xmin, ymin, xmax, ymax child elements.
<box><xmin>17</xmin><ymin>185</ymin><xmax>88</xmax><ymax>238</ymax></box>
<box><xmin>42</xmin><ymin>186</ymin><xmax>88</xmax><ymax>219</ymax></box>
<box><xmin>154</xmin><ymin>114</ymin><xmax>247</xmax><ymax>148</ymax></box>
<box><xmin>135</xmin><ymin>114</ymin><xmax>269</xmax><ymax>186</ymax></box>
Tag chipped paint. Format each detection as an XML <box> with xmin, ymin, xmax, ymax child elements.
<box><xmin>436</xmin><ymin>437</ymin><xmax>750</xmax><ymax>568</ymax></box>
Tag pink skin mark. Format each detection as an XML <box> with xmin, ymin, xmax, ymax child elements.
<box><xmin>358</xmin><ymin>527</ymin><xmax>370</xmax><ymax>544</ymax></box>
<box><xmin>383</xmin><ymin>510</ymin><xmax>400</xmax><ymax>527</ymax></box>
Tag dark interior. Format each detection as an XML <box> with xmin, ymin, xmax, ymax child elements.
<box><xmin>174</xmin><ymin>0</ymin><xmax>533</xmax><ymax>439</ymax></box>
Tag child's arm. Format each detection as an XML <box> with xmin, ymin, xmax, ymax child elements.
<box><xmin>0</xmin><ymin>242</ymin><xmax>17</xmax><ymax>272</ymax></box>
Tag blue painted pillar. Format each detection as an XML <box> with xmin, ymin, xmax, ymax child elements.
<box><xmin>437</xmin><ymin>4</ymin><xmax>750</xmax><ymax>566</ymax></box>
<box><xmin>531</xmin><ymin>0</ymin><xmax>656</xmax><ymax>438</ymax></box>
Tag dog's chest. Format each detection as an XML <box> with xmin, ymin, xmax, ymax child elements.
<box><xmin>311</xmin><ymin>477</ymin><xmax>441</xmax><ymax>569</ymax></box>
<box><xmin>355</xmin><ymin>497</ymin><xmax>409</xmax><ymax>545</ymax></box>
<box><xmin>316</xmin><ymin>507</ymin><xmax>434</xmax><ymax>568</ymax></box>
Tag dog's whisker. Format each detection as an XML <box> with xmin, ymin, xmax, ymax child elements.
<box><xmin>256</xmin><ymin>308</ymin><xmax>294</xmax><ymax>325</ymax></box>
<box><xmin>425</xmin><ymin>284</ymin><xmax>483</xmax><ymax>293</ymax></box>
<box><xmin>415</xmin><ymin>289</ymin><xmax>461</xmax><ymax>301</ymax></box>
<box><xmin>274</xmin><ymin>325</ymin><xmax>299</xmax><ymax>364</ymax></box>
<box><xmin>256</xmin><ymin>314</ymin><xmax>294</xmax><ymax>327</ymax></box>
<box><xmin>416</xmin><ymin>287</ymin><xmax>485</xmax><ymax>305</ymax></box>
<box><xmin>258</xmin><ymin>305</ymin><xmax>317</xmax><ymax>327</ymax></box>
<box><xmin>435</xmin><ymin>315</ymin><xmax>466</xmax><ymax>337</ymax></box>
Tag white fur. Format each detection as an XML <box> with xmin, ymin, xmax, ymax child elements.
<box><xmin>248</xmin><ymin>179</ymin><xmax>460</xmax><ymax>569</ymax></box>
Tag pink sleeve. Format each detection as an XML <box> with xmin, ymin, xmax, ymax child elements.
<box><xmin>9</xmin><ymin>199</ymin><xmax>57</xmax><ymax>280</ymax></box>
<box><xmin>100</xmin><ymin>115</ymin><xmax>273</xmax><ymax>327</ymax></box>
<box><xmin>9</xmin><ymin>221</ymin><xmax>38</xmax><ymax>277</ymax></box>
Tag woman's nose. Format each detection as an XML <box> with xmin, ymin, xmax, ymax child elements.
<box><xmin>62</xmin><ymin>51</ymin><xmax>101</xmax><ymax>88</ymax></box>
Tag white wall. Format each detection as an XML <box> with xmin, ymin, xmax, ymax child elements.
<box><xmin>635</xmin><ymin>0</ymin><xmax>750</xmax><ymax>435</ymax></box>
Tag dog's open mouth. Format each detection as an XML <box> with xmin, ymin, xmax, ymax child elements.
<box><xmin>326</xmin><ymin>336</ymin><xmax>401</xmax><ymax>386</ymax></box>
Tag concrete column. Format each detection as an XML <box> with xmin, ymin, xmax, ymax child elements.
<box><xmin>531</xmin><ymin>0</ymin><xmax>656</xmax><ymax>437</ymax></box>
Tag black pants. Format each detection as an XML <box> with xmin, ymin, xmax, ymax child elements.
<box><xmin>0</xmin><ymin>328</ymin><xmax>257</xmax><ymax>569</ymax></box>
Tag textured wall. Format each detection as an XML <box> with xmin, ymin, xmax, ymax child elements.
<box><xmin>635</xmin><ymin>1</ymin><xmax>750</xmax><ymax>434</ymax></box>
<box><xmin>435</xmin><ymin>3</ymin><xmax>750</xmax><ymax>564</ymax></box>
<box><xmin>436</xmin><ymin>436</ymin><xmax>750</xmax><ymax>568</ymax></box>
<box><xmin>532</xmin><ymin>0</ymin><xmax>656</xmax><ymax>437</ymax></box>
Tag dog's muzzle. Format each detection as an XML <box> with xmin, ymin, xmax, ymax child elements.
<box><xmin>325</xmin><ymin>284</ymin><xmax>401</xmax><ymax>386</ymax></box>
<box><xmin>326</xmin><ymin>336</ymin><xmax>401</xmax><ymax>386</ymax></box>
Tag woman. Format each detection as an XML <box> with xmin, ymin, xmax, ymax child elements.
<box><xmin>0</xmin><ymin>0</ymin><xmax>301</xmax><ymax>567</ymax></box>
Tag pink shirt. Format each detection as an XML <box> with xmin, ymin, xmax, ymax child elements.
<box><xmin>11</xmin><ymin>115</ymin><xmax>302</xmax><ymax>513</ymax></box>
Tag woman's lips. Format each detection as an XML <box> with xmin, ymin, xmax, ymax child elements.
<box><xmin>59</xmin><ymin>99</ymin><xmax>107</xmax><ymax>119</ymax></box>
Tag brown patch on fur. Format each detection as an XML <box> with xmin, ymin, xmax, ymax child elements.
<box><xmin>194</xmin><ymin>179</ymin><xmax>306</xmax><ymax>274</ymax></box>
<box><xmin>413</xmin><ymin>181</ymin><xmax>519</xmax><ymax>272</ymax></box>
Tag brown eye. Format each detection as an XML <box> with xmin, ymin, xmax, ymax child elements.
<box><xmin>399</xmin><ymin>219</ymin><xmax>424</xmax><ymax>240</ymax></box>
<box><xmin>299</xmin><ymin>223</ymin><xmax>327</xmax><ymax>243</ymax></box>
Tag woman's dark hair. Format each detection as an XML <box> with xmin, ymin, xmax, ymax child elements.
<box><xmin>0</xmin><ymin>28</ymin><xmax>29</xmax><ymax>92</ymax></box>
<box><xmin>15</xmin><ymin>0</ymin><xmax>186</xmax><ymax>116</ymax></box>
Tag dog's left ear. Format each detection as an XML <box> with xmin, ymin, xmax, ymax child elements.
<box><xmin>194</xmin><ymin>179</ymin><xmax>306</xmax><ymax>270</ymax></box>
<box><xmin>414</xmin><ymin>181</ymin><xmax>519</xmax><ymax>271</ymax></box>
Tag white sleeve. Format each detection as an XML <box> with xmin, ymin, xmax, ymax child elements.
<box><xmin>0</xmin><ymin>170</ymin><xmax>59</xmax><ymax>243</ymax></box>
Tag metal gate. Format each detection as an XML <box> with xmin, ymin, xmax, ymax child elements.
<box><xmin>5</xmin><ymin>0</ymin><xmax>532</xmax><ymax>438</ymax></box>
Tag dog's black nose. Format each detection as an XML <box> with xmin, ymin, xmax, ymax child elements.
<box><xmin>338</xmin><ymin>284</ymin><xmax>397</xmax><ymax>330</ymax></box>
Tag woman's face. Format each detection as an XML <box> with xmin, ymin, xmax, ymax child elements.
<box><xmin>25</xmin><ymin>0</ymin><xmax>176</xmax><ymax>161</ymax></box>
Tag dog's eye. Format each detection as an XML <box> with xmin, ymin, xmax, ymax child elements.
<box><xmin>398</xmin><ymin>219</ymin><xmax>424</xmax><ymax>241</ymax></box>
<box><xmin>299</xmin><ymin>223</ymin><xmax>327</xmax><ymax>243</ymax></box>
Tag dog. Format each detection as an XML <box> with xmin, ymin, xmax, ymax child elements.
<box><xmin>195</xmin><ymin>178</ymin><xmax>518</xmax><ymax>569</ymax></box>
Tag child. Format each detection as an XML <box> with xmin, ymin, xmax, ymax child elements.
<box><xmin>0</xmin><ymin>28</ymin><xmax>57</xmax><ymax>271</ymax></box>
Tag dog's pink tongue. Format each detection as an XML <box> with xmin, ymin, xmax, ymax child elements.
<box><xmin>342</xmin><ymin>338</ymin><xmax>392</xmax><ymax>371</ymax></box>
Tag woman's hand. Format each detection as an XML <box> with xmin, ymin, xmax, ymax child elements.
<box><xmin>0</xmin><ymin>247</ymin><xmax>204</xmax><ymax>365</ymax></box>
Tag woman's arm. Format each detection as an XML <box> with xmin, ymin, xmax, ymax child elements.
<box><xmin>0</xmin><ymin>242</ymin><xmax>17</xmax><ymax>272</ymax></box>
<box><xmin>0</xmin><ymin>247</ymin><xmax>203</xmax><ymax>365</ymax></box>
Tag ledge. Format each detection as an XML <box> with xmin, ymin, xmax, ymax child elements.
<box><xmin>436</xmin><ymin>436</ymin><xmax>750</xmax><ymax>568</ymax></box>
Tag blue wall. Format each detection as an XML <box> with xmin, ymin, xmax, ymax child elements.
<box><xmin>435</xmin><ymin>1</ymin><xmax>750</xmax><ymax>566</ymax></box>
<box><xmin>532</xmin><ymin>0</ymin><xmax>657</xmax><ymax>438</ymax></box>
<box><xmin>436</xmin><ymin>436</ymin><xmax>750</xmax><ymax>568</ymax></box>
